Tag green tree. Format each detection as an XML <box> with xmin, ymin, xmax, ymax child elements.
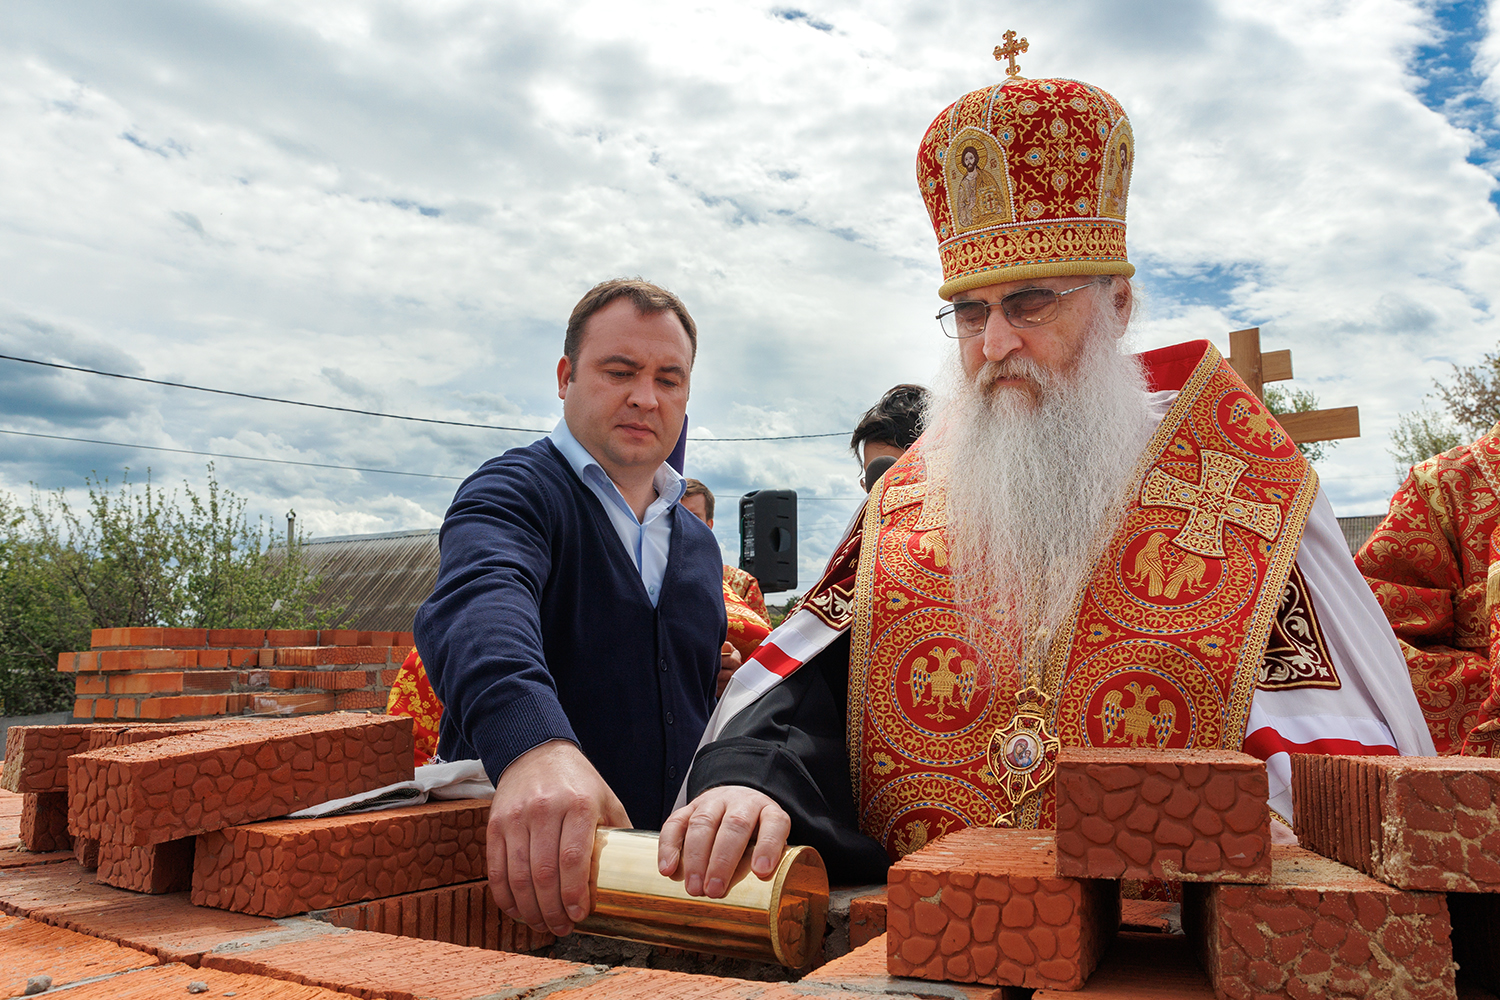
<box><xmin>1388</xmin><ymin>406</ymin><xmax>1463</xmax><ymax>471</ymax></box>
<box><xmin>0</xmin><ymin>467</ymin><xmax>338</xmax><ymax>715</ymax></box>
<box><xmin>1433</xmin><ymin>348</ymin><xmax>1500</xmax><ymax>437</ymax></box>
<box><xmin>1264</xmin><ymin>384</ymin><xmax>1336</xmax><ymax>464</ymax></box>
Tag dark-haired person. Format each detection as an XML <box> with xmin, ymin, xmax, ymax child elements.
<box><xmin>849</xmin><ymin>383</ymin><xmax>930</xmax><ymax>493</ymax></box>
<box><xmin>414</xmin><ymin>278</ymin><xmax>726</xmax><ymax>939</ymax></box>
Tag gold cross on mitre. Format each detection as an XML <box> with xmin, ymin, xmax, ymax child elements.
<box><xmin>994</xmin><ymin>30</ymin><xmax>1028</xmax><ymax>78</ymax></box>
<box><xmin>1225</xmin><ymin>327</ymin><xmax>1360</xmax><ymax>446</ymax></box>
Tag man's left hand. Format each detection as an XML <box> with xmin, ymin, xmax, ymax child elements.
<box><xmin>717</xmin><ymin>641</ymin><xmax>742</xmax><ymax>698</ymax></box>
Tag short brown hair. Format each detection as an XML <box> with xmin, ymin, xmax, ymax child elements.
<box><xmin>564</xmin><ymin>278</ymin><xmax>698</xmax><ymax>374</ymax></box>
<box><xmin>682</xmin><ymin>478</ymin><xmax>714</xmax><ymax>522</ymax></box>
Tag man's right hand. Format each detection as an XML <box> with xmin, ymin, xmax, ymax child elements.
<box><xmin>487</xmin><ymin>740</ymin><xmax>630</xmax><ymax>937</ymax></box>
<box><xmin>657</xmin><ymin>785</ymin><xmax>791</xmax><ymax>898</ymax></box>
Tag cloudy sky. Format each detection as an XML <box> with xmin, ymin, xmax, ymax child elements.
<box><xmin>2</xmin><ymin>0</ymin><xmax>1497</xmax><ymax>592</ymax></box>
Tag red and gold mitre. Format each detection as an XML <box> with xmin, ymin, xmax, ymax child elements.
<box><xmin>916</xmin><ymin>58</ymin><xmax>1135</xmax><ymax>298</ymax></box>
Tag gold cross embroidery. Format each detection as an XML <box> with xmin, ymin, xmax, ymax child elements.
<box><xmin>1138</xmin><ymin>449</ymin><xmax>1282</xmax><ymax>558</ymax></box>
<box><xmin>993</xmin><ymin>30</ymin><xmax>1029</xmax><ymax>78</ymax></box>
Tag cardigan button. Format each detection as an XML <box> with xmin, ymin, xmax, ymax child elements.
<box><xmin>668</xmin><ymin>765</ymin><xmax>678</xmax><ymax>780</ymax></box>
<box><xmin>659</xmin><ymin>658</ymin><xmax>667</xmax><ymax>672</ymax></box>
<box><xmin>666</xmin><ymin>712</ymin><xmax>675</xmax><ymax>725</ymax></box>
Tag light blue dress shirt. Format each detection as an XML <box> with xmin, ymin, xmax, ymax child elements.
<box><xmin>548</xmin><ymin>419</ymin><xmax>685</xmax><ymax>607</ymax></box>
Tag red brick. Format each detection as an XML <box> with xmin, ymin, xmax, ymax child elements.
<box><xmin>68</xmin><ymin>713</ymin><xmax>413</xmax><ymax>846</ymax></box>
<box><xmin>297</xmin><ymin>669</ymin><xmax>372</xmax><ymax>690</ymax></box>
<box><xmin>75</xmin><ymin>675</ymin><xmax>108</xmax><ymax>695</ymax></box>
<box><xmin>72</xmin><ymin>652</ymin><xmax>101</xmax><ymax>672</ymax></box>
<box><xmin>251</xmin><ymin>693</ymin><xmax>337</xmax><ymax>714</ymax></box>
<box><xmin>90</xmin><ymin>627</ymin><xmax>163</xmax><ymax>648</ymax></box>
<box><xmin>392</xmin><ymin>632</ymin><xmax>414</xmax><ymax>647</ymax></box>
<box><xmin>202</xmin><ymin>928</ymin><xmax>594</xmax><ymax>1000</ymax></box>
<box><xmin>193</xmin><ymin>799</ymin><xmax>488</xmax><ymax>917</ymax></box>
<box><xmin>226</xmin><ymin>694</ymin><xmax>251</xmax><ymax>714</ymax></box>
<box><xmin>313</xmin><ymin>879</ymin><xmax>555</xmax><ymax>952</ymax></box>
<box><xmin>886</xmin><ymin>827</ymin><xmax>1117</xmax><ymax>989</ymax></box>
<box><xmin>198</xmin><ymin>648</ymin><xmax>230</xmax><ymax>668</ymax></box>
<box><xmin>56</xmin><ymin>652</ymin><xmax>77</xmax><ymax>672</ymax></box>
<box><xmin>160</xmin><ymin>627</ymin><xmax>210</xmax><ymax>647</ymax></box>
<box><xmin>1055</xmin><ymin>748</ymin><xmax>1271</xmax><ymax>884</ymax></box>
<box><xmin>107</xmin><ymin>672</ymin><xmax>185</xmax><ymax>695</ymax></box>
<box><xmin>96</xmin><ymin>649</ymin><xmax>197</xmax><ymax>672</ymax></box>
<box><xmin>19</xmin><ymin>793</ymin><xmax>70</xmax><ymax>852</ymax></box>
<box><xmin>92</xmin><ymin>699</ymin><xmax>117</xmax><ymax>719</ymax></box>
<box><xmin>98</xmin><ymin>836</ymin><xmax>195</xmax><ymax>893</ymax></box>
<box><xmin>1</xmin><ymin>725</ymin><xmax>115</xmax><ymax>794</ymax></box>
<box><xmin>136</xmin><ymin>694</ymin><xmax>227</xmax><ymax>719</ymax></box>
<box><xmin>267</xmin><ymin>670</ymin><xmax>300</xmax><ymax>688</ymax></box>
<box><xmin>267</xmin><ymin>629</ymin><xmax>319</xmax><ymax>646</ymax></box>
<box><xmin>321</xmin><ymin>629</ymin><xmax>362</xmax><ymax>646</ymax></box>
<box><xmin>182</xmin><ymin>671</ymin><xmax>235</xmax><ymax>693</ymax></box>
<box><xmin>72</xmin><ymin>699</ymin><xmax>92</xmax><ymax>719</ymax></box>
<box><xmin>276</xmin><ymin>646</ymin><xmax>391</xmax><ymax>667</ymax></box>
<box><xmin>0</xmin><ymin>916</ymin><xmax>159</xmax><ymax>994</ymax></box>
<box><xmin>336</xmin><ymin>690</ymin><xmax>388</xmax><ymax>710</ymax></box>
<box><xmin>848</xmin><ymin>891</ymin><xmax>887</xmax><ymax>949</ymax></box>
<box><xmin>1293</xmin><ymin>753</ymin><xmax>1500</xmax><ymax>893</ymax></box>
<box><xmin>1184</xmin><ymin>844</ymin><xmax>1455</xmax><ymax>1000</ymax></box>
<box><xmin>228</xmin><ymin>648</ymin><xmax>261</xmax><ymax>667</ymax></box>
<box><xmin>382</xmin><ymin>668</ymin><xmax>400</xmax><ymax>685</ymax></box>
<box><xmin>207</xmin><ymin>629</ymin><xmax>267</xmax><ymax>647</ymax></box>
<box><xmin>66</xmin><ymin>962</ymin><xmax>369</xmax><ymax>1000</ymax></box>
<box><xmin>1031</xmin><ymin>932</ymin><xmax>1214</xmax><ymax>998</ymax></box>
<box><xmin>116</xmin><ymin>699</ymin><xmax>139</xmax><ymax>719</ymax></box>
<box><xmin>802</xmin><ymin>935</ymin><xmax>1005</xmax><ymax>998</ymax></box>
<box><xmin>75</xmin><ymin>836</ymin><xmax>99</xmax><ymax>869</ymax></box>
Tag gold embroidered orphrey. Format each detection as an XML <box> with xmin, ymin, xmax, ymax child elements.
<box><xmin>986</xmin><ymin>685</ymin><xmax>1061</xmax><ymax>828</ymax></box>
<box><xmin>1139</xmin><ymin>449</ymin><xmax>1283</xmax><ymax>558</ymax></box>
<box><xmin>993</xmin><ymin>30</ymin><xmax>1029</xmax><ymax>78</ymax></box>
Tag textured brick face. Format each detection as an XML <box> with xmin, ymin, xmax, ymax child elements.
<box><xmin>1293</xmin><ymin>753</ymin><xmax>1500</xmax><ymax>892</ymax></box>
<box><xmin>192</xmin><ymin>798</ymin><xmax>488</xmax><ymax>917</ymax></box>
<box><xmin>18</xmin><ymin>792</ymin><xmax>71</xmax><ymax>852</ymax></box>
<box><xmin>97</xmin><ymin>837</ymin><xmax>196</xmax><ymax>894</ymax></box>
<box><xmin>1</xmin><ymin>725</ymin><xmax>111</xmax><ymax>793</ymax></box>
<box><xmin>1054</xmin><ymin>747</ymin><xmax>1271</xmax><ymax>883</ymax></box>
<box><xmin>1184</xmin><ymin>844</ymin><xmax>1456</xmax><ymax>1000</ymax></box>
<box><xmin>68</xmin><ymin>713</ymin><xmax>414</xmax><ymax>846</ymax></box>
<box><xmin>885</xmin><ymin>827</ymin><xmax>1118</xmax><ymax>990</ymax></box>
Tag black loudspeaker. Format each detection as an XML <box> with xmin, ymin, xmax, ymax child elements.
<box><xmin>739</xmin><ymin>489</ymin><xmax>797</xmax><ymax>593</ymax></box>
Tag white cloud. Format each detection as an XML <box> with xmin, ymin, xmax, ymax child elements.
<box><xmin>2</xmin><ymin>0</ymin><xmax>1500</xmax><ymax>591</ymax></box>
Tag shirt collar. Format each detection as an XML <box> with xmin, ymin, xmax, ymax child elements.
<box><xmin>548</xmin><ymin>419</ymin><xmax>685</xmax><ymax>511</ymax></box>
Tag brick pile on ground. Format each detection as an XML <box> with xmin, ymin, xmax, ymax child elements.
<box><xmin>63</xmin><ymin>627</ymin><xmax>413</xmax><ymax>722</ymax></box>
<box><xmin>881</xmin><ymin>747</ymin><xmax>1481</xmax><ymax>999</ymax></box>
<box><xmin>67</xmin><ymin>713</ymin><xmax>413</xmax><ymax>895</ymax></box>
<box><xmin>1292</xmin><ymin>752</ymin><xmax>1500</xmax><ymax>999</ymax></box>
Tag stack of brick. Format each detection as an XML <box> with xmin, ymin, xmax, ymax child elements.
<box><xmin>883</xmin><ymin>747</ymin><xmax>1461</xmax><ymax>999</ymax></box>
<box><xmin>67</xmin><ymin>713</ymin><xmax>414</xmax><ymax>897</ymax></box>
<box><xmin>63</xmin><ymin>628</ymin><xmax>413</xmax><ymax>722</ymax></box>
<box><xmin>1293</xmin><ymin>753</ymin><xmax>1500</xmax><ymax>997</ymax></box>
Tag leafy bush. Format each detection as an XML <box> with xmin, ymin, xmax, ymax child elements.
<box><xmin>0</xmin><ymin>467</ymin><xmax>337</xmax><ymax>716</ymax></box>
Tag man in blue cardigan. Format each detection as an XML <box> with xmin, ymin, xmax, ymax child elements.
<box><xmin>414</xmin><ymin>279</ymin><xmax>727</xmax><ymax>938</ymax></box>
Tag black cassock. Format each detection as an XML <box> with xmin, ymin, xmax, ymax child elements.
<box><xmin>685</xmin><ymin>630</ymin><xmax>892</xmax><ymax>884</ymax></box>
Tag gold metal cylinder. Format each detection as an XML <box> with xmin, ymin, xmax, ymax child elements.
<box><xmin>574</xmin><ymin>828</ymin><xmax>828</xmax><ymax>967</ymax></box>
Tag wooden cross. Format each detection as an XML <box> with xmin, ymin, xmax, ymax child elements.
<box><xmin>1225</xmin><ymin>327</ymin><xmax>1360</xmax><ymax>446</ymax></box>
<box><xmin>994</xmin><ymin>31</ymin><xmax>1029</xmax><ymax>78</ymax></box>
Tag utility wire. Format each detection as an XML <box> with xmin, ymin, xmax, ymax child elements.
<box><xmin>0</xmin><ymin>428</ymin><xmax>465</xmax><ymax>480</ymax></box>
<box><xmin>0</xmin><ymin>353</ymin><xmax>849</xmax><ymax>441</ymax></box>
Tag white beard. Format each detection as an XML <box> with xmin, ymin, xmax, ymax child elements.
<box><xmin>926</xmin><ymin>295</ymin><xmax>1157</xmax><ymax>681</ymax></box>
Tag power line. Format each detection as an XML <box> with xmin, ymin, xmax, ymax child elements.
<box><xmin>0</xmin><ymin>353</ymin><xmax>850</xmax><ymax>441</ymax></box>
<box><xmin>0</xmin><ymin>428</ymin><xmax>465</xmax><ymax>481</ymax></box>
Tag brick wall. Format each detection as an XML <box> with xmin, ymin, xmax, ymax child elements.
<box><xmin>61</xmin><ymin>628</ymin><xmax>412</xmax><ymax>723</ymax></box>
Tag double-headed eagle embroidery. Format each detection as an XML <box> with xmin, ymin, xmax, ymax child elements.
<box><xmin>909</xmin><ymin>646</ymin><xmax>978</xmax><ymax>722</ymax></box>
<box><xmin>1128</xmin><ymin>531</ymin><xmax>1209</xmax><ymax>599</ymax></box>
<box><xmin>1100</xmin><ymin>681</ymin><xmax>1176</xmax><ymax>749</ymax></box>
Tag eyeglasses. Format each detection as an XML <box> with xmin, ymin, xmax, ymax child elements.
<box><xmin>936</xmin><ymin>279</ymin><xmax>1108</xmax><ymax>339</ymax></box>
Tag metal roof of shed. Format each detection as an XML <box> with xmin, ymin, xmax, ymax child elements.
<box><xmin>304</xmin><ymin>528</ymin><xmax>439</xmax><ymax>633</ymax></box>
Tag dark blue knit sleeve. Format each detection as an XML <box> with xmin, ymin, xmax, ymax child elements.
<box><xmin>413</xmin><ymin>456</ymin><xmax>576</xmax><ymax>784</ymax></box>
